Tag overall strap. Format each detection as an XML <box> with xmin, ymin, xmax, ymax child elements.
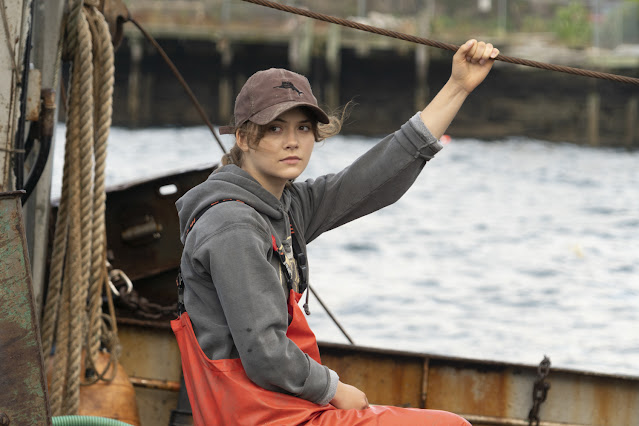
<box><xmin>288</xmin><ymin>214</ymin><xmax>311</xmax><ymax>314</ymax></box>
<box><xmin>176</xmin><ymin>199</ymin><xmax>308</xmax><ymax>316</ymax></box>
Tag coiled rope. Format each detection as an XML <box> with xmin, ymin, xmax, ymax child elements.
<box><xmin>40</xmin><ymin>0</ymin><xmax>118</xmax><ymax>416</ymax></box>
<box><xmin>241</xmin><ymin>0</ymin><xmax>639</xmax><ymax>86</ymax></box>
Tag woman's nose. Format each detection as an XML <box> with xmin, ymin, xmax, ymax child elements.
<box><xmin>284</xmin><ymin>129</ymin><xmax>299</xmax><ymax>148</ymax></box>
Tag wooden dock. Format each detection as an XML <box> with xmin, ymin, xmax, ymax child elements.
<box><xmin>112</xmin><ymin>0</ymin><xmax>639</xmax><ymax>148</ymax></box>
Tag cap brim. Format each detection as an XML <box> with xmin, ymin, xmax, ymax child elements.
<box><xmin>250</xmin><ymin>101</ymin><xmax>330</xmax><ymax>126</ymax></box>
<box><xmin>218</xmin><ymin>125</ymin><xmax>235</xmax><ymax>135</ymax></box>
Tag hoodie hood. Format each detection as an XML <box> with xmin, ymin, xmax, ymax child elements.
<box><xmin>176</xmin><ymin>165</ymin><xmax>291</xmax><ymax>243</ymax></box>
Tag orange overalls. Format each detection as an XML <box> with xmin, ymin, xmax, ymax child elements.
<box><xmin>173</xmin><ymin>200</ymin><xmax>470</xmax><ymax>425</ymax></box>
<box><xmin>172</xmin><ymin>288</ymin><xmax>470</xmax><ymax>425</ymax></box>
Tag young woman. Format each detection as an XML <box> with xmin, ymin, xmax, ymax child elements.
<box><xmin>173</xmin><ymin>39</ymin><xmax>499</xmax><ymax>425</ymax></box>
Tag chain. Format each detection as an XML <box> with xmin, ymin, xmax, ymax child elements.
<box><xmin>528</xmin><ymin>355</ymin><xmax>551</xmax><ymax>426</ymax></box>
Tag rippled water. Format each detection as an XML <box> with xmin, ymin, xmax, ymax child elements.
<box><xmin>53</xmin><ymin>125</ymin><xmax>639</xmax><ymax>376</ymax></box>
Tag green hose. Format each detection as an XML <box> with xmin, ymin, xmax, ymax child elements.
<box><xmin>52</xmin><ymin>416</ymin><xmax>133</xmax><ymax>426</ymax></box>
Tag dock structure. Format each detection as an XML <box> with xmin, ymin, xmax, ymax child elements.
<box><xmin>123</xmin><ymin>0</ymin><xmax>437</xmax><ymax>126</ymax></box>
<box><xmin>116</xmin><ymin>0</ymin><xmax>639</xmax><ymax>148</ymax></box>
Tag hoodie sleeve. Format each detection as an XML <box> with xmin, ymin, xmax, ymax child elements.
<box><xmin>292</xmin><ymin>113</ymin><xmax>442</xmax><ymax>242</ymax></box>
<box><xmin>185</xmin><ymin>204</ymin><xmax>338</xmax><ymax>405</ymax></box>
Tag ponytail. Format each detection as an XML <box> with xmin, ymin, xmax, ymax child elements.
<box><xmin>221</xmin><ymin>145</ymin><xmax>244</xmax><ymax>166</ymax></box>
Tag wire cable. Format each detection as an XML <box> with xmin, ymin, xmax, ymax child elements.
<box><xmin>241</xmin><ymin>0</ymin><xmax>639</xmax><ymax>86</ymax></box>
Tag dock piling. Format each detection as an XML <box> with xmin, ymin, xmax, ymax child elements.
<box><xmin>325</xmin><ymin>24</ymin><xmax>341</xmax><ymax>110</ymax></box>
<box><xmin>415</xmin><ymin>1</ymin><xmax>434</xmax><ymax>111</ymax></box>
<box><xmin>625</xmin><ymin>96</ymin><xmax>637</xmax><ymax>148</ymax></box>
<box><xmin>587</xmin><ymin>91</ymin><xmax>600</xmax><ymax>147</ymax></box>
<box><xmin>127</xmin><ymin>37</ymin><xmax>143</xmax><ymax>126</ymax></box>
<box><xmin>218</xmin><ymin>39</ymin><xmax>233</xmax><ymax>124</ymax></box>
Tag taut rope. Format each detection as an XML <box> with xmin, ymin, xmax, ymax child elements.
<box><xmin>41</xmin><ymin>0</ymin><xmax>118</xmax><ymax>416</ymax></box>
<box><xmin>241</xmin><ymin>0</ymin><xmax>639</xmax><ymax>86</ymax></box>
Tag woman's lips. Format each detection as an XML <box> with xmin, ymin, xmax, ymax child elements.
<box><xmin>281</xmin><ymin>156</ymin><xmax>301</xmax><ymax>165</ymax></box>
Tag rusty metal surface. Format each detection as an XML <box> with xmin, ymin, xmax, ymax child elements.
<box><xmin>117</xmin><ymin>323</ymin><xmax>182</xmax><ymax>383</ymax></box>
<box><xmin>111</xmin><ymin>320</ymin><xmax>639</xmax><ymax>426</ymax></box>
<box><xmin>320</xmin><ymin>345</ymin><xmax>424</xmax><ymax>408</ymax></box>
<box><xmin>114</xmin><ymin>313</ymin><xmax>639</xmax><ymax>426</ymax></box>
<box><xmin>25</xmin><ymin>69</ymin><xmax>42</xmax><ymax>122</ymax></box>
<box><xmin>320</xmin><ymin>342</ymin><xmax>639</xmax><ymax>426</ymax></box>
<box><xmin>117</xmin><ymin>323</ymin><xmax>183</xmax><ymax>426</ymax></box>
<box><xmin>132</xmin><ymin>387</ymin><xmax>180</xmax><ymax>426</ymax></box>
<box><xmin>0</xmin><ymin>192</ymin><xmax>51</xmax><ymax>425</ymax></box>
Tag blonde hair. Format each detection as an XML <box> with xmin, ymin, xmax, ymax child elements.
<box><xmin>220</xmin><ymin>106</ymin><xmax>349</xmax><ymax>167</ymax></box>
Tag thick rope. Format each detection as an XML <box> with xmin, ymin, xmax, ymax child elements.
<box><xmin>241</xmin><ymin>0</ymin><xmax>639</xmax><ymax>86</ymax></box>
<box><xmin>42</xmin><ymin>0</ymin><xmax>118</xmax><ymax>415</ymax></box>
<box><xmin>42</xmin><ymin>0</ymin><xmax>84</xmax><ymax>367</ymax></box>
<box><xmin>45</xmin><ymin>0</ymin><xmax>84</xmax><ymax>414</ymax></box>
<box><xmin>64</xmin><ymin>7</ymin><xmax>94</xmax><ymax>415</ymax></box>
<box><xmin>86</xmin><ymin>5</ymin><xmax>113</xmax><ymax>370</ymax></box>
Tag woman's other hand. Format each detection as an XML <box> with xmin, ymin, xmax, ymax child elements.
<box><xmin>330</xmin><ymin>381</ymin><xmax>370</xmax><ymax>410</ymax></box>
<box><xmin>450</xmin><ymin>39</ymin><xmax>500</xmax><ymax>94</ymax></box>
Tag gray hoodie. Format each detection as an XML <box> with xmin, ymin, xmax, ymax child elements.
<box><xmin>175</xmin><ymin>113</ymin><xmax>442</xmax><ymax>406</ymax></box>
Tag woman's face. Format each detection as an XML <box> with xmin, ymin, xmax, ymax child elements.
<box><xmin>238</xmin><ymin>108</ymin><xmax>315</xmax><ymax>198</ymax></box>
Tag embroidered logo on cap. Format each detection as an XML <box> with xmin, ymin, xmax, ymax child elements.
<box><xmin>274</xmin><ymin>81</ymin><xmax>303</xmax><ymax>96</ymax></box>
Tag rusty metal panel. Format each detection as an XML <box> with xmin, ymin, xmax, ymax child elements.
<box><xmin>319</xmin><ymin>342</ymin><xmax>639</xmax><ymax>426</ymax></box>
<box><xmin>133</xmin><ymin>387</ymin><xmax>181</xmax><ymax>426</ymax></box>
<box><xmin>320</xmin><ymin>343</ymin><xmax>425</xmax><ymax>407</ymax></box>
<box><xmin>108</xmin><ymin>319</ymin><xmax>639</xmax><ymax>426</ymax></box>
<box><xmin>0</xmin><ymin>191</ymin><xmax>51</xmax><ymax>425</ymax></box>
<box><xmin>426</xmin><ymin>361</ymin><xmax>529</xmax><ymax>419</ymax></box>
<box><xmin>424</xmin><ymin>357</ymin><xmax>639</xmax><ymax>426</ymax></box>
<box><xmin>25</xmin><ymin>69</ymin><xmax>42</xmax><ymax>122</ymax></box>
<box><xmin>543</xmin><ymin>371</ymin><xmax>639</xmax><ymax>425</ymax></box>
<box><xmin>117</xmin><ymin>323</ymin><xmax>182</xmax><ymax>382</ymax></box>
<box><xmin>117</xmin><ymin>323</ymin><xmax>185</xmax><ymax>426</ymax></box>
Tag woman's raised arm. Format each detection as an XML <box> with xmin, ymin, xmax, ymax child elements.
<box><xmin>420</xmin><ymin>39</ymin><xmax>499</xmax><ymax>139</ymax></box>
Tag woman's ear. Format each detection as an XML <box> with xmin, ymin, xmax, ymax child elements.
<box><xmin>236</xmin><ymin>130</ymin><xmax>250</xmax><ymax>152</ymax></box>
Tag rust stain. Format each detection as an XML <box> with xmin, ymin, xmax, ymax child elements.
<box><xmin>321</xmin><ymin>351</ymin><xmax>423</xmax><ymax>407</ymax></box>
<box><xmin>427</xmin><ymin>364</ymin><xmax>511</xmax><ymax>417</ymax></box>
<box><xmin>592</xmin><ymin>378</ymin><xmax>638</xmax><ymax>425</ymax></box>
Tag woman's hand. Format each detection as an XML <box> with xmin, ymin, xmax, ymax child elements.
<box><xmin>330</xmin><ymin>381</ymin><xmax>370</xmax><ymax>410</ymax></box>
<box><xmin>450</xmin><ymin>39</ymin><xmax>500</xmax><ymax>94</ymax></box>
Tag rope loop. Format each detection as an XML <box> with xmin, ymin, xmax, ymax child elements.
<box><xmin>42</xmin><ymin>1</ymin><xmax>119</xmax><ymax>416</ymax></box>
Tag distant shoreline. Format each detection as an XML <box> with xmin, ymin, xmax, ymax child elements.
<box><xmin>97</xmin><ymin>36</ymin><xmax>639</xmax><ymax>149</ymax></box>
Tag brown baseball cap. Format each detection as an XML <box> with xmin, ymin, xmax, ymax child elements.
<box><xmin>218</xmin><ymin>68</ymin><xmax>330</xmax><ymax>135</ymax></box>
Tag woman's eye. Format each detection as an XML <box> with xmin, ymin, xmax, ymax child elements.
<box><xmin>299</xmin><ymin>125</ymin><xmax>311</xmax><ymax>132</ymax></box>
<box><xmin>268</xmin><ymin>126</ymin><xmax>282</xmax><ymax>133</ymax></box>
